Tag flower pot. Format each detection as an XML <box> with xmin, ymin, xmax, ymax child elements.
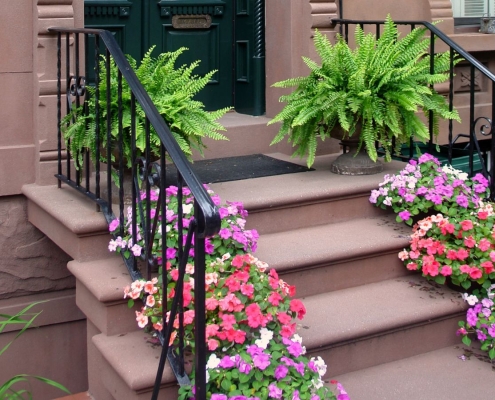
<box><xmin>330</xmin><ymin>125</ymin><xmax>383</xmax><ymax>175</ymax></box>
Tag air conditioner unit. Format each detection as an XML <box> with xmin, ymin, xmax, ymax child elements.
<box><xmin>452</xmin><ymin>0</ymin><xmax>489</xmax><ymax>17</ymax></box>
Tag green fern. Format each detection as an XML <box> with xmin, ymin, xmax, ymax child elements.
<box><xmin>62</xmin><ymin>46</ymin><xmax>230</xmax><ymax>169</ymax></box>
<box><xmin>269</xmin><ymin>15</ymin><xmax>462</xmax><ymax>166</ymax></box>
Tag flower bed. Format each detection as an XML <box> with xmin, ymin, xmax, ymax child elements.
<box><xmin>108</xmin><ymin>185</ymin><xmax>346</xmax><ymax>399</ymax></box>
<box><xmin>370</xmin><ymin>153</ymin><xmax>495</xmax><ymax>360</ymax></box>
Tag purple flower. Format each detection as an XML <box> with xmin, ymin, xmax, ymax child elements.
<box><xmin>247</xmin><ymin>345</ymin><xmax>263</xmax><ymax>357</ymax></box>
<box><xmin>416</xmin><ymin>186</ymin><xmax>428</xmax><ymax>195</ymax></box>
<box><xmin>467</xmin><ymin>308</ymin><xmax>478</xmax><ymax>326</ymax></box>
<box><xmin>166</xmin><ymin>248</ymin><xmax>177</xmax><ymax>260</ymax></box>
<box><xmin>233</xmin><ymin>231</ymin><xmax>248</xmax><ymax>246</ymax></box>
<box><xmin>283</xmin><ymin>338</ymin><xmax>304</xmax><ymax>358</ymax></box>
<box><xmin>238</xmin><ymin>360</ymin><xmax>252</xmax><ymax>374</ymax></box>
<box><xmin>204</xmin><ymin>238</ymin><xmax>214</xmax><ymax>254</ymax></box>
<box><xmin>253</xmin><ymin>353</ymin><xmax>271</xmax><ymax>370</ymax></box>
<box><xmin>482</xmin><ymin>298</ymin><xmax>494</xmax><ymax>308</ymax></box>
<box><xmin>434</xmin><ymin>176</ymin><xmax>445</xmax><ymax>186</ymax></box>
<box><xmin>398</xmin><ymin>210</ymin><xmax>411</xmax><ymax>221</ymax></box>
<box><xmin>473</xmin><ymin>173</ymin><xmax>489</xmax><ymax>186</ymax></box>
<box><xmin>292</xmin><ymin>390</ymin><xmax>301</xmax><ymax>400</ymax></box>
<box><xmin>268</xmin><ymin>383</ymin><xmax>283</xmax><ymax>399</ymax></box>
<box><xmin>404</xmin><ymin>193</ymin><xmax>416</xmax><ymax>202</ymax></box>
<box><xmin>456</xmin><ymin>194</ymin><xmax>468</xmax><ymax>208</ymax></box>
<box><xmin>452</xmin><ymin>179</ymin><xmax>464</xmax><ymax>188</ymax></box>
<box><xmin>165</xmin><ymin>186</ymin><xmax>178</xmax><ymax>196</ymax></box>
<box><xmin>280</xmin><ymin>356</ymin><xmax>294</xmax><ymax>367</ymax></box>
<box><xmin>398</xmin><ymin>187</ymin><xmax>406</xmax><ymax>196</ymax></box>
<box><xmin>219</xmin><ymin>228</ymin><xmax>232</xmax><ymax>239</ymax></box>
<box><xmin>219</xmin><ymin>356</ymin><xmax>235</xmax><ymax>368</ymax></box>
<box><xmin>474</xmin><ymin>303</ymin><xmax>483</xmax><ymax>313</ymax></box>
<box><xmin>294</xmin><ymin>361</ymin><xmax>305</xmax><ymax>375</ymax></box>
<box><xmin>477</xmin><ymin>330</ymin><xmax>487</xmax><ymax>341</ymax></box>
<box><xmin>211</xmin><ymin>395</ymin><xmax>228</xmax><ymax>400</ymax></box>
<box><xmin>218</xmin><ymin>207</ymin><xmax>229</xmax><ymax>218</ymax></box>
<box><xmin>474</xmin><ymin>183</ymin><xmax>487</xmax><ymax>194</ymax></box>
<box><xmin>109</xmin><ymin>218</ymin><xmax>120</xmax><ymax>232</ymax></box>
<box><xmin>230</xmin><ymin>397</ymin><xmax>248</xmax><ymax>400</ymax></box>
<box><xmin>482</xmin><ymin>308</ymin><xmax>492</xmax><ymax>318</ymax></box>
<box><xmin>488</xmin><ymin>324</ymin><xmax>495</xmax><ymax>338</ymax></box>
<box><xmin>274</xmin><ymin>365</ymin><xmax>288</xmax><ymax>380</ymax></box>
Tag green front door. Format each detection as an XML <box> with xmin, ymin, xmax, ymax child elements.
<box><xmin>84</xmin><ymin>0</ymin><xmax>265</xmax><ymax>115</ymax></box>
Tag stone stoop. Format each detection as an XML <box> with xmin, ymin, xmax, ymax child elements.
<box><xmin>22</xmin><ymin>153</ymin><xmax>477</xmax><ymax>399</ymax></box>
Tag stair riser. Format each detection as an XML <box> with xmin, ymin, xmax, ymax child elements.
<box><xmin>246</xmin><ymin>195</ymin><xmax>389</xmax><ymax>235</ymax></box>
<box><xmin>76</xmin><ymin>281</ymin><xmax>140</xmax><ymax>336</ymax></box>
<box><xmin>309</xmin><ymin>314</ymin><xmax>464</xmax><ymax>377</ymax></box>
<box><xmin>281</xmin><ymin>252</ymin><xmax>412</xmax><ymax>298</ymax></box>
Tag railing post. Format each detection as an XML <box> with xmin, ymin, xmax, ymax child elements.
<box><xmin>428</xmin><ymin>32</ymin><xmax>435</xmax><ymax>152</ymax></box>
<box><xmin>470</xmin><ymin>64</ymin><xmax>476</xmax><ymax>176</ymax></box>
<box><xmin>491</xmin><ymin>80</ymin><xmax>495</xmax><ymax>199</ymax></box>
<box><xmin>57</xmin><ymin>32</ymin><xmax>62</xmax><ymax>189</ymax></box>
<box><xmin>448</xmin><ymin>48</ymin><xmax>455</xmax><ymax>165</ymax></box>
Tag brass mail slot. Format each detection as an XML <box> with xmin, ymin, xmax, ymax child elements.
<box><xmin>172</xmin><ymin>14</ymin><xmax>212</xmax><ymax>29</ymax></box>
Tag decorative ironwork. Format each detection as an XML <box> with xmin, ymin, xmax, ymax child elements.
<box><xmin>48</xmin><ymin>26</ymin><xmax>220</xmax><ymax>400</ymax></box>
<box><xmin>332</xmin><ymin>18</ymin><xmax>495</xmax><ymax>199</ymax></box>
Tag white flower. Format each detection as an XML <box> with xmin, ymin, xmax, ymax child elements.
<box><xmin>383</xmin><ymin>196</ymin><xmax>393</xmax><ymax>206</ymax></box>
<box><xmin>206</xmin><ymin>354</ymin><xmax>221</xmax><ymax>369</ymax></box>
<box><xmin>462</xmin><ymin>293</ymin><xmax>479</xmax><ymax>306</ymax></box>
<box><xmin>292</xmin><ymin>334</ymin><xmax>303</xmax><ymax>343</ymax></box>
<box><xmin>182</xmin><ymin>204</ymin><xmax>194</xmax><ymax>214</ymax></box>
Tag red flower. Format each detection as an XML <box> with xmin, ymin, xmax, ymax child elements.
<box><xmin>280</xmin><ymin>323</ymin><xmax>296</xmax><ymax>338</ymax></box>
<box><xmin>464</xmin><ymin>236</ymin><xmax>476</xmax><ymax>248</ymax></box>
<box><xmin>481</xmin><ymin>261</ymin><xmax>494</xmax><ymax>274</ymax></box>
<box><xmin>446</xmin><ymin>249</ymin><xmax>458</xmax><ymax>260</ymax></box>
<box><xmin>406</xmin><ymin>262</ymin><xmax>418</xmax><ymax>271</ymax></box>
<box><xmin>268</xmin><ymin>292</ymin><xmax>283</xmax><ymax>306</ymax></box>
<box><xmin>277</xmin><ymin>312</ymin><xmax>292</xmax><ymax>325</ymax></box>
<box><xmin>240</xmin><ymin>283</ymin><xmax>254</xmax><ymax>297</ymax></box>
<box><xmin>478</xmin><ymin>210</ymin><xmax>489</xmax><ymax>220</ymax></box>
<box><xmin>231</xmin><ymin>254</ymin><xmax>245</xmax><ymax>268</ymax></box>
<box><xmin>290</xmin><ymin>299</ymin><xmax>306</xmax><ymax>320</ymax></box>
<box><xmin>457</xmin><ymin>248</ymin><xmax>469</xmax><ymax>260</ymax></box>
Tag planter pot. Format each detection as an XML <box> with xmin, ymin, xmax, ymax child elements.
<box><xmin>330</xmin><ymin>125</ymin><xmax>383</xmax><ymax>175</ymax></box>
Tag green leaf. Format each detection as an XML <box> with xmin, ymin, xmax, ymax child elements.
<box><xmin>489</xmin><ymin>347</ymin><xmax>495</xmax><ymax>360</ymax></box>
<box><xmin>462</xmin><ymin>335</ymin><xmax>472</xmax><ymax>346</ymax></box>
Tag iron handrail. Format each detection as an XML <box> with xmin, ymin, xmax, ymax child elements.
<box><xmin>48</xmin><ymin>26</ymin><xmax>221</xmax><ymax>399</ymax></box>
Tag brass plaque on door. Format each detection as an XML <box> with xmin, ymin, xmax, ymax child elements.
<box><xmin>172</xmin><ymin>14</ymin><xmax>212</xmax><ymax>29</ymax></box>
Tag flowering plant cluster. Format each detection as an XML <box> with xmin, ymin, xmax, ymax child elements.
<box><xmin>111</xmin><ymin>186</ymin><xmax>347</xmax><ymax>399</ymax></box>
<box><xmin>124</xmin><ymin>253</ymin><xmax>305</xmax><ymax>353</ymax></box>
<box><xmin>178</xmin><ymin>330</ymin><xmax>342</xmax><ymax>400</ymax></box>
<box><xmin>399</xmin><ymin>203</ymin><xmax>495</xmax><ymax>289</ymax></box>
<box><xmin>369</xmin><ymin>153</ymin><xmax>489</xmax><ymax>225</ymax></box>
<box><xmin>108</xmin><ymin>185</ymin><xmax>259</xmax><ymax>264</ymax></box>
<box><xmin>457</xmin><ymin>284</ymin><xmax>495</xmax><ymax>359</ymax></box>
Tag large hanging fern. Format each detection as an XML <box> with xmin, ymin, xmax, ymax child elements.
<box><xmin>62</xmin><ymin>47</ymin><xmax>230</xmax><ymax>169</ymax></box>
<box><xmin>269</xmin><ymin>15</ymin><xmax>461</xmax><ymax>167</ymax></box>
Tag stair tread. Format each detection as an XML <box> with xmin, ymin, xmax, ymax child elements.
<box><xmin>22</xmin><ymin>183</ymin><xmax>108</xmax><ymax>235</ymax></box>
<box><xmin>255</xmin><ymin>214</ymin><xmax>411</xmax><ymax>271</ymax></box>
<box><xmin>210</xmin><ymin>154</ymin><xmax>405</xmax><ymax>211</ymax></box>
<box><xmin>93</xmin><ymin>330</ymin><xmax>177</xmax><ymax>392</ymax></box>
<box><xmin>68</xmin><ymin>257</ymin><xmax>131</xmax><ymax>303</ymax></box>
<box><xmin>299</xmin><ymin>275</ymin><xmax>466</xmax><ymax>349</ymax></box>
<box><xmin>333</xmin><ymin>344</ymin><xmax>495</xmax><ymax>400</ymax></box>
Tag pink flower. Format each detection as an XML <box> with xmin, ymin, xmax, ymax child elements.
<box><xmin>135</xmin><ymin>311</ymin><xmax>148</xmax><ymax>328</ymax></box>
<box><xmin>479</xmin><ymin>238</ymin><xmax>492</xmax><ymax>252</ymax></box>
<box><xmin>398</xmin><ymin>250</ymin><xmax>409</xmax><ymax>261</ymax></box>
<box><xmin>406</xmin><ymin>262</ymin><xmax>418</xmax><ymax>271</ymax></box>
<box><xmin>220</xmin><ymin>313</ymin><xmax>237</xmax><ymax>330</ymax></box>
<box><xmin>240</xmin><ymin>283</ymin><xmax>254</xmax><ymax>297</ymax></box>
<box><xmin>481</xmin><ymin>261</ymin><xmax>494</xmax><ymax>274</ymax></box>
<box><xmin>205</xmin><ymin>297</ymin><xmax>219</xmax><ymax>311</ymax></box>
<box><xmin>145</xmin><ymin>295</ymin><xmax>155</xmax><ymax>308</ymax></box>
<box><xmin>469</xmin><ymin>267</ymin><xmax>483</xmax><ymax>280</ymax></box>
<box><xmin>460</xmin><ymin>220</ymin><xmax>474</xmax><ymax>231</ymax></box>
<box><xmin>144</xmin><ymin>281</ymin><xmax>158</xmax><ymax>294</ymax></box>
<box><xmin>207</xmin><ymin>339</ymin><xmax>219</xmax><ymax>350</ymax></box>
<box><xmin>109</xmin><ymin>218</ymin><xmax>120</xmax><ymax>232</ymax></box>
<box><xmin>268</xmin><ymin>292</ymin><xmax>283</xmax><ymax>306</ymax></box>
<box><xmin>464</xmin><ymin>236</ymin><xmax>476</xmax><ymax>248</ymax></box>
<box><xmin>457</xmin><ymin>248</ymin><xmax>469</xmax><ymax>260</ymax></box>
<box><xmin>460</xmin><ymin>264</ymin><xmax>471</xmax><ymax>274</ymax></box>
<box><xmin>440</xmin><ymin>266</ymin><xmax>452</xmax><ymax>276</ymax></box>
<box><xmin>277</xmin><ymin>312</ymin><xmax>292</xmax><ymax>325</ymax></box>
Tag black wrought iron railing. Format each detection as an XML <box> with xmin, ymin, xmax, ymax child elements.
<box><xmin>48</xmin><ymin>27</ymin><xmax>220</xmax><ymax>399</ymax></box>
<box><xmin>332</xmin><ymin>18</ymin><xmax>495</xmax><ymax>199</ymax></box>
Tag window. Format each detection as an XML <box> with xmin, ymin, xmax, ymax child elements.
<box><xmin>452</xmin><ymin>0</ymin><xmax>495</xmax><ymax>24</ymax></box>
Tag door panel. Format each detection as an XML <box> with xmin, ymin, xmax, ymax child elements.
<box><xmin>84</xmin><ymin>0</ymin><xmax>265</xmax><ymax>115</ymax></box>
<box><xmin>150</xmin><ymin>0</ymin><xmax>233</xmax><ymax>110</ymax></box>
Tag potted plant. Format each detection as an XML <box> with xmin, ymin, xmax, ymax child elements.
<box><xmin>268</xmin><ymin>15</ymin><xmax>461</xmax><ymax>174</ymax></box>
<box><xmin>62</xmin><ymin>46</ymin><xmax>230</xmax><ymax>172</ymax></box>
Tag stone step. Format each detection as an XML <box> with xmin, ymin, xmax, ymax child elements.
<box><xmin>92</xmin><ymin>330</ymin><xmax>179</xmax><ymax>400</ymax></box>
<box><xmin>193</xmin><ymin>112</ymin><xmax>340</xmax><ymax>161</ymax></box>
<box><xmin>255</xmin><ymin>214</ymin><xmax>412</xmax><ymax>297</ymax></box>
<box><xmin>89</xmin><ymin>275</ymin><xmax>467</xmax><ymax>399</ymax></box>
<box><xmin>333</xmin><ymin>343</ymin><xmax>495</xmax><ymax>400</ymax></box>
<box><xmin>67</xmin><ymin>257</ymin><xmax>138</xmax><ymax>337</ymax></box>
<box><xmin>211</xmin><ymin>153</ymin><xmax>405</xmax><ymax>235</ymax></box>
<box><xmin>300</xmin><ymin>275</ymin><xmax>467</xmax><ymax>377</ymax></box>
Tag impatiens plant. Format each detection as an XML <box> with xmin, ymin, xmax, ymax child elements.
<box><xmin>108</xmin><ymin>185</ymin><xmax>259</xmax><ymax>265</ymax></box>
<box><xmin>124</xmin><ymin>253</ymin><xmax>304</xmax><ymax>353</ymax></box>
<box><xmin>110</xmin><ymin>185</ymin><xmax>348</xmax><ymax>398</ymax></box>
<box><xmin>370</xmin><ymin>153</ymin><xmax>489</xmax><ymax>225</ymax></box>
<box><xmin>178</xmin><ymin>330</ymin><xmax>337</xmax><ymax>400</ymax></box>
<box><xmin>457</xmin><ymin>284</ymin><xmax>495</xmax><ymax>359</ymax></box>
<box><xmin>399</xmin><ymin>204</ymin><xmax>495</xmax><ymax>289</ymax></box>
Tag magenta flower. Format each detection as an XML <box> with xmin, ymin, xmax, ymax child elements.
<box><xmin>219</xmin><ymin>228</ymin><xmax>232</xmax><ymax>239</ymax></box>
<box><xmin>211</xmin><ymin>395</ymin><xmax>228</xmax><ymax>400</ymax></box>
<box><xmin>238</xmin><ymin>360</ymin><xmax>252</xmax><ymax>374</ymax></box>
<box><xmin>109</xmin><ymin>218</ymin><xmax>120</xmax><ymax>232</ymax></box>
<box><xmin>219</xmin><ymin>356</ymin><xmax>235</xmax><ymax>368</ymax></box>
<box><xmin>252</xmin><ymin>353</ymin><xmax>271</xmax><ymax>370</ymax></box>
<box><xmin>274</xmin><ymin>365</ymin><xmax>288</xmax><ymax>380</ymax></box>
<box><xmin>268</xmin><ymin>383</ymin><xmax>283</xmax><ymax>399</ymax></box>
<box><xmin>467</xmin><ymin>308</ymin><xmax>478</xmax><ymax>326</ymax></box>
<box><xmin>166</xmin><ymin>248</ymin><xmax>177</xmax><ymax>259</ymax></box>
<box><xmin>398</xmin><ymin>210</ymin><xmax>411</xmax><ymax>221</ymax></box>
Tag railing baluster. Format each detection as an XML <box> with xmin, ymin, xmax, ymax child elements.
<box><xmin>57</xmin><ymin>32</ymin><xmax>62</xmax><ymax>189</ymax></box>
<box><xmin>131</xmin><ymin>92</ymin><xmax>138</xmax><ymax>274</ymax></box>
<box><xmin>118</xmin><ymin>69</ymin><xmax>124</xmax><ymax>236</ymax></box>
<box><xmin>448</xmin><ymin>48</ymin><xmax>455</xmax><ymax>165</ymax></box>
<box><xmin>145</xmin><ymin>117</ymin><xmax>151</xmax><ymax>281</ymax></box>
<box><xmin>470</xmin><ymin>65</ymin><xmax>476</xmax><ymax>176</ymax></box>
<box><xmin>491</xmin><ymin>80</ymin><xmax>495</xmax><ymax>199</ymax></box>
<box><xmin>428</xmin><ymin>32</ymin><xmax>435</xmax><ymax>153</ymax></box>
<box><xmin>105</xmin><ymin>48</ymin><xmax>112</xmax><ymax>212</ymax></box>
<box><xmin>65</xmin><ymin>32</ymin><xmax>71</xmax><ymax>182</ymax></box>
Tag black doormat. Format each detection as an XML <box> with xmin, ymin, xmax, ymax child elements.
<box><xmin>167</xmin><ymin>154</ymin><xmax>312</xmax><ymax>185</ymax></box>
